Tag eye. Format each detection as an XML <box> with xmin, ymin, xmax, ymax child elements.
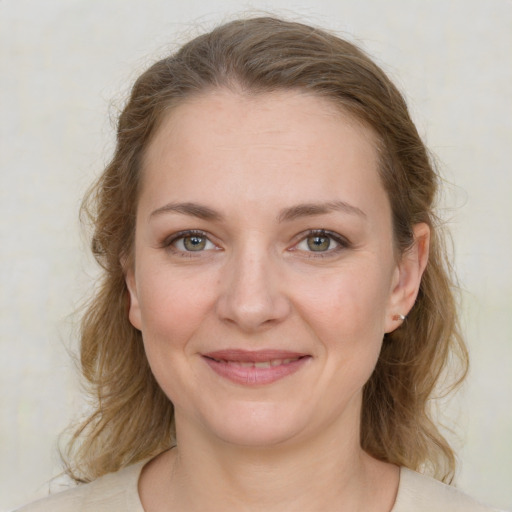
<box><xmin>167</xmin><ymin>231</ymin><xmax>217</xmax><ymax>253</ymax></box>
<box><xmin>303</xmin><ymin>234</ymin><xmax>335</xmax><ymax>252</ymax></box>
<box><xmin>293</xmin><ymin>230</ymin><xmax>349</xmax><ymax>255</ymax></box>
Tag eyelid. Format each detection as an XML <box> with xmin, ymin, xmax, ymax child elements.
<box><xmin>162</xmin><ymin>229</ymin><xmax>220</xmax><ymax>253</ymax></box>
<box><xmin>289</xmin><ymin>229</ymin><xmax>351</xmax><ymax>256</ymax></box>
<box><xmin>160</xmin><ymin>228</ymin><xmax>350</xmax><ymax>257</ymax></box>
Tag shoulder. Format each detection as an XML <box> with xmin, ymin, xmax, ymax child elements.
<box><xmin>15</xmin><ymin>461</ymin><xmax>145</xmax><ymax>512</ymax></box>
<box><xmin>393</xmin><ymin>467</ymin><xmax>504</xmax><ymax>512</ymax></box>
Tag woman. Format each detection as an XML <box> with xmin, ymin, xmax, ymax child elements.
<box><xmin>18</xmin><ymin>16</ymin><xmax>502</xmax><ymax>512</ymax></box>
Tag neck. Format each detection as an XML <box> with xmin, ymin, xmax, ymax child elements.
<box><xmin>180</xmin><ymin>422</ymin><xmax>363</xmax><ymax>510</ymax></box>
<box><xmin>139</xmin><ymin>401</ymin><xmax>399</xmax><ymax>512</ymax></box>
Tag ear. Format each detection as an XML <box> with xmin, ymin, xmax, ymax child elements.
<box><xmin>384</xmin><ymin>223</ymin><xmax>430</xmax><ymax>333</ymax></box>
<box><xmin>124</xmin><ymin>264</ymin><xmax>142</xmax><ymax>331</ymax></box>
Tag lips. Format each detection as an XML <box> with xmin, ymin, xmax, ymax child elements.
<box><xmin>202</xmin><ymin>349</ymin><xmax>310</xmax><ymax>386</ymax></box>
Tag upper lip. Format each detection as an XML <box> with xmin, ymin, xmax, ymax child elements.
<box><xmin>202</xmin><ymin>349</ymin><xmax>308</xmax><ymax>362</ymax></box>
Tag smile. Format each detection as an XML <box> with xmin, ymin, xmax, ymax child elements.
<box><xmin>210</xmin><ymin>357</ymin><xmax>302</xmax><ymax>368</ymax></box>
<box><xmin>202</xmin><ymin>350</ymin><xmax>310</xmax><ymax>386</ymax></box>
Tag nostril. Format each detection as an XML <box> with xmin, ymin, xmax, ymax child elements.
<box><xmin>216</xmin><ymin>292</ymin><xmax>291</xmax><ymax>332</ymax></box>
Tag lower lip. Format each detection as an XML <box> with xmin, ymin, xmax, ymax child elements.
<box><xmin>203</xmin><ymin>356</ymin><xmax>310</xmax><ymax>386</ymax></box>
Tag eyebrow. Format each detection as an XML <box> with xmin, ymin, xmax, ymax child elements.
<box><xmin>277</xmin><ymin>200</ymin><xmax>367</xmax><ymax>223</ymax></box>
<box><xmin>150</xmin><ymin>202</ymin><xmax>223</xmax><ymax>221</ymax></box>
<box><xmin>150</xmin><ymin>200</ymin><xmax>366</xmax><ymax>223</ymax></box>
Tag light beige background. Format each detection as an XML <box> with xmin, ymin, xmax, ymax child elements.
<box><xmin>1</xmin><ymin>1</ymin><xmax>511</xmax><ymax>510</ymax></box>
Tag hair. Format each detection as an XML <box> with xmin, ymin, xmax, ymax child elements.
<box><xmin>65</xmin><ymin>16</ymin><xmax>468</xmax><ymax>483</ymax></box>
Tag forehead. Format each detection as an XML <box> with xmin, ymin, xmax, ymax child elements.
<box><xmin>146</xmin><ymin>89</ymin><xmax>376</xmax><ymax>163</ymax></box>
<box><xmin>140</xmin><ymin>89</ymin><xmax>388</xmax><ymax>222</ymax></box>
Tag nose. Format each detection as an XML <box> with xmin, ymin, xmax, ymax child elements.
<box><xmin>215</xmin><ymin>246</ymin><xmax>291</xmax><ymax>332</ymax></box>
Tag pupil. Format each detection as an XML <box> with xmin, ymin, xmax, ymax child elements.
<box><xmin>308</xmin><ymin>235</ymin><xmax>330</xmax><ymax>251</ymax></box>
<box><xmin>184</xmin><ymin>236</ymin><xmax>206</xmax><ymax>251</ymax></box>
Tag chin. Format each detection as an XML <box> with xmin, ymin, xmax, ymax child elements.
<box><xmin>194</xmin><ymin>399</ymin><xmax>311</xmax><ymax>449</ymax></box>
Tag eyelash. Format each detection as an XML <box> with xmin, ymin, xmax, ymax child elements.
<box><xmin>162</xmin><ymin>230</ymin><xmax>217</xmax><ymax>257</ymax></box>
<box><xmin>162</xmin><ymin>229</ymin><xmax>351</xmax><ymax>257</ymax></box>
<box><xmin>291</xmin><ymin>229</ymin><xmax>351</xmax><ymax>258</ymax></box>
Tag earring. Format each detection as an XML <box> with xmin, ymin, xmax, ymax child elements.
<box><xmin>392</xmin><ymin>314</ymin><xmax>406</xmax><ymax>322</ymax></box>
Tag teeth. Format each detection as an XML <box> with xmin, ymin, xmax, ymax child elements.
<box><xmin>220</xmin><ymin>357</ymin><xmax>301</xmax><ymax>368</ymax></box>
<box><xmin>254</xmin><ymin>361</ymin><xmax>271</xmax><ymax>369</ymax></box>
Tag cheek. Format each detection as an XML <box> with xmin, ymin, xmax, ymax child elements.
<box><xmin>135</xmin><ymin>268</ymin><xmax>218</xmax><ymax>407</ymax></box>
<box><xmin>291</xmin><ymin>263</ymin><xmax>393</xmax><ymax>355</ymax></box>
<box><xmin>136</xmin><ymin>266</ymin><xmax>217</xmax><ymax>352</ymax></box>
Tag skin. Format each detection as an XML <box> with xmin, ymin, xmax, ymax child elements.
<box><xmin>125</xmin><ymin>89</ymin><xmax>429</xmax><ymax>512</ymax></box>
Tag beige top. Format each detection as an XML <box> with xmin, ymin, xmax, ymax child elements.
<box><xmin>16</xmin><ymin>462</ymin><xmax>503</xmax><ymax>512</ymax></box>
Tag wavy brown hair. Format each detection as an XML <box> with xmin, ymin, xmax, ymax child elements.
<box><xmin>65</xmin><ymin>16</ymin><xmax>468</xmax><ymax>483</ymax></box>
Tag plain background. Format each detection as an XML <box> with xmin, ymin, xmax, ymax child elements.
<box><xmin>1</xmin><ymin>0</ymin><xmax>511</xmax><ymax>510</ymax></box>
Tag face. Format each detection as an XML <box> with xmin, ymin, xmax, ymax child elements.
<box><xmin>126</xmin><ymin>90</ymin><xmax>425</xmax><ymax>449</ymax></box>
